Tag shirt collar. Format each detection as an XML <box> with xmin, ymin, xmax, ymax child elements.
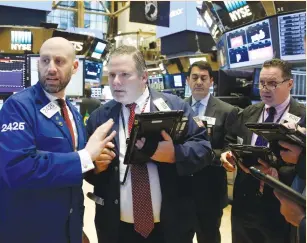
<box><xmin>134</xmin><ymin>87</ymin><xmax>150</xmax><ymax>109</ymax></box>
<box><xmin>265</xmin><ymin>95</ymin><xmax>290</xmax><ymax>115</ymax></box>
<box><xmin>192</xmin><ymin>93</ymin><xmax>210</xmax><ymax>107</ymax></box>
<box><xmin>43</xmin><ymin>89</ymin><xmax>66</xmax><ymax>104</ymax></box>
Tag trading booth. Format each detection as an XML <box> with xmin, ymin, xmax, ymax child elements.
<box><xmin>0</xmin><ymin>26</ymin><xmax>109</xmax><ymax>106</ymax></box>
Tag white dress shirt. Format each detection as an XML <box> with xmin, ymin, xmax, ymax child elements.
<box><xmin>191</xmin><ymin>93</ymin><xmax>210</xmax><ymax>116</ymax></box>
<box><xmin>119</xmin><ymin>87</ymin><xmax>162</xmax><ymax>223</ymax></box>
<box><xmin>44</xmin><ymin>90</ymin><xmax>94</xmax><ymax>173</ymax></box>
<box><xmin>251</xmin><ymin>95</ymin><xmax>291</xmax><ymax>146</ymax></box>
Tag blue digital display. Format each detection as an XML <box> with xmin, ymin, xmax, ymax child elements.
<box><xmin>156</xmin><ymin>1</ymin><xmax>209</xmax><ymax>38</ymax></box>
<box><xmin>224</xmin><ymin>1</ymin><xmax>247</xmax><ymax>12</ymax></box>
<box><xmin>85</xmin><ymin>60</ymin><xmax>103</xmax><ymax>83</ymax></box>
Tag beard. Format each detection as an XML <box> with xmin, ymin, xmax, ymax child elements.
<box><xmin>38</xmin><ymin>71</ymin><xmax>72</xmax><ymax>94</ymax></box>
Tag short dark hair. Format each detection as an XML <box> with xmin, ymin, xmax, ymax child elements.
<box><xmin>262</xmin><ymin>58</ymin><xmax>292</xmax><ymax>79</ymax></box>
<box><xmin>187</xmin><ymin>61</ymin><xmax>213</xmax><ymax>78</ymax></box>
<box><xmin>107</xmin><ymin>45</ymin><xmax>147</xmax><ymax>76</ymax></box>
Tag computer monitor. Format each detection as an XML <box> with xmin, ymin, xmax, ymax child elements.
<box><xmin>0</xmin><ymin>54</ymin><xmax>25</xmax><ymax>93</ymax></box>
<box><xmin>291</xmin><ymin>70</ymin><xmax>306</xmax><ymax>98</ymax></box>
<box><xmin>173</xmin><ymin>75</ymin><xmax>183</xmax><ymax>87</ymax></box>
<box><xmin>85</xmin><ymin>60</ymin><xmax>103</xmax><ymax>83</ymax></box>
<box><xmin>226</xmin><ymin>19</ymin><xmax>274</xmax><ymax>68</ymax></box>
<box><xmin>278</xmin><ymin>11</ymin><xmax>306</xmax><ymax>61</ymax></box>
<box><xmin>27</xmin><ymin>54</ymin><xmax>85</xmax><ymax>97</ymax></box>
<box><xmin>89</xmin><ymin>39</ymin><xmax>108</xmax><ymax>61</ymax></box>
<box><xmin>91</xmin><ymin>87</ymin><xmax>102</xmax><ymax>98</ymax></box>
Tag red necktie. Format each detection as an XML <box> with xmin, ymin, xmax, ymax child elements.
<box><xmin>57</xmin><ymin>99</ymin><xmax>76</xmax><ymax>150</ymax></box>
<box><xmin>126</xmin><ymin>103</ymin><xmax>154</xmax><ymax>238</ymax></box>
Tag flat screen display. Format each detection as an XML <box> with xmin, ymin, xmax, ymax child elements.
<box><xmin>28</xmin><ymin>55</ymin><xmax>84</xmax><ymax>96</ymax></box>
<box><xmin>217</xmin><ymin>35</ymin><xmax>228</xmax><ymax>69</ymax></box>
<box><xmin>226</xmin><ymin>19</ymin><xmax>274</xmax><ymax>68</ymax></box>
<box><xmin>91</xmin><ymin>87</ymin><xmax>102</xmax><ymax>98</ymax></box>
<box><xmin>173</xmin><ymin>75</ymin><xmax>183</xmax><ymax>87</ymax></box>
<box><xmin>91</xmin><ymin>41</ymin><xmax>107</xmax><ymax>60</ymax></box>
<box><xmin>0</xmin><ymin>54</ymin><xmax>25</xmax><ymax>93</ymax></box>
<box><xmin>85</xmin><ymin>60</ymin><xmax>102</xmax><ymax>83</ymax></box>
<box><xmin>278</xmin><ymin>12</ymin><xmax>306</xmax><ymax>61</ymax></box>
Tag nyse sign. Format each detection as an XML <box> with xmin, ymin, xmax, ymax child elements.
<box><xmin>11</xmin><ymin>31</ymin><xmax>32</xmax><ymax>51</ymax></box>
<box><xmin>70</xmin><ymin>41</ymin><xmax>84</xmax><ymax>52</ymax></box>
<box><xmin>229</xmin><ymin>5</ymin><xmax>252</xmax><ymax>22</ymax></box>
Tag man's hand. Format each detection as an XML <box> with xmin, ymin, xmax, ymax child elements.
<box><xmin>82</xmin><ymin>231</ymin><xmax>90</xmax><ymax>243</ymax></box>
<box><xmin>94</xmin><ymin>142</ymin><xmax>116</xmax><ymax>174</ymax></box>
<box><xmin>275</xmin><ymin>191</ymin><xmax>305</xmax><ymax>227</ymax></box>
<box><xmin>221</xmin><ymin>151</ymin><xmax>236</xmax><ymax>172</ymax></box>
<box><xmin>85</xmin><ymin>119</ymin><xmax>116</xmax><ymax>161</ymax></box>
<box><xmin>135</xmin><ymin>130</ymin><xmax>175</xmax><ymax>163</ymax></box>
<box><xmin>151</xmin><ymin>130</ymin><xmax>175</xmax><ymax>163</ymax></box>
<box><xmin>279</xmin><ymin>141</ymin><xmax>303</xmax><ymax>164</ymax></box>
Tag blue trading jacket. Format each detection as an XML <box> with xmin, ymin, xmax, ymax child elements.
<box><xmin>0</xmin><ymin>82</ymin><xmax>86</xmax><ymax>243</ymax></box>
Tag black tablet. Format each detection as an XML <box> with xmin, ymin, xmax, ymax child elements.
<box><xmin>229</xmin><ymin>144</ymin><xmax>280</xmax><ymax>168</ymax></box>
<box><xmin>124</xmin><ymin>110</ymin><xmax>185</xmax><ymax>165</ymax></box>
<box><xmin>245</xmin><ymin>122</ymin><xmax>306</xmax><ymax>148</ymax></box>
<box><xmin>249</xmin><ymin>167</ymin><xmax>306</xmax><ymax>208</ymax></box>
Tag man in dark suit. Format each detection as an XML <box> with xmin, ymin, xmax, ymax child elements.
<box><xmin>185</xmin><ymin>61</ymin><xmax>239</xmax><ymax>243</ymax></box>
<box><xmin>85</xmin><ymin>45</ymin><xmax>214</xmax><ymax>243</ymax></box>
<box><xmin>80</xmin><ymin>88</ymin><xmax>101</xmax><ymax>118</ymax></box>
<box><xmin>221</xmin><ymin>58</ymin><xmax>306</xmax><ymax>243</ymax></box>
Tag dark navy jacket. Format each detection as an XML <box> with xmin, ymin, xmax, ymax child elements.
<box><xmin>0</xmin><ymin>83</ymin><xmax>86</xmax><ymax>243</ymax></box>
<box><xmin>85</xmin><ymin>89</ymin><xmax>213</xmax><ymax>243</ymax></box>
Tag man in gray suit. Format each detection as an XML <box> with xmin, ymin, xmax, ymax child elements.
<box><xmin>185</xmin><ymin>61</ymin><xmax>238</xmax><ymax>243</ymax></box>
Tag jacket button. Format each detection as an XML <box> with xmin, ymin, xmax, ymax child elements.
<box><xmin>114</xmin><ymin>199</ymin><xmax>118</xmax><ymax>205</ymax></box>
<box><xmin>70</xmin><ymin>208</ymin><xmax>73</xmax><ymax>214</ymax></box>
<box><xmin>114</xmin><ymin>166</ymin><xmax>118</xmax><ymax>171</ymax></box>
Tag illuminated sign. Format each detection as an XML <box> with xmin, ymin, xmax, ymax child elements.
<box><xmin>170</xmin><ymin>8</ymin><xmax>183</xmax><ymax>18</ymax></box>
<box><xmin>70</xmin><ymin>41</ymin><xmax>84</xmax><ymax>52</ymax></box>
<box><xmin>11</xmin><ymin>31</ymin><xmax>32</xmax><ymax>51</ymax></box>
<box><xmin>224</xmin><ymin>1</ymin><xmax>252</xmax><ymax>22</ymax></box>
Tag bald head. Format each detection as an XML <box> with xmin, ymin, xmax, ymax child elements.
<box><xmin>38</xmin><ymin>37</ymin><xmax>79</xmax><ymax>98</ymax></box>
<box><xmin>40</xmin><ymin>37</ymin><xmax>76</xmax><ymax>60</ymax></box>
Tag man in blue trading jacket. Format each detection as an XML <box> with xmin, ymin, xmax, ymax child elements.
<box><xmin>85</xmin><ymin>45</ymin><xmax>214</xmax><ymax>243</ymax></box>
<box><xmin>0</xmin><ymin>37</ymin><xmax>116</xmax><ymax>243</ymax></box>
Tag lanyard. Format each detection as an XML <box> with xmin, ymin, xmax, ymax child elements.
<box><xmin>120</xmin><ymin>96</ymin><xmax>150</xmax><ymax>185</ymax></box>
<box><xmin>262</xmin><ymin>103</ymin><xmax>290</xmax><ymax>123</ymax></box>
<box><xmin>120</xmin><ymin>96</ymin><xmax>150</xmax><ymax>141</ymax></box>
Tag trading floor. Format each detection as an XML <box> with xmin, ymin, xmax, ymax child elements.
<box><xmin>83</xmin><ymin>181</ymin><xmax>232</xmax><ymax>243</ymax></box>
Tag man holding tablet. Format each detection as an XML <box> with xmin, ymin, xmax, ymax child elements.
<box><xmin>221</xmin><ymin>58</ymin><xmax>305</xmax><ymax>243</ymax></box>
<box><xmin>85</xmin><ymin>45</ymin><xmax>213</xmax><ymax>243</ymax></box>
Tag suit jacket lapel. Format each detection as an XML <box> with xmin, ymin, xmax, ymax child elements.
<box><xmin>245</xmin><ymin>102</ymin><xmax>264</xmax><ymax>144</ymax></box>
<box><xmin>204</xmin><ymin>95</ymin><xmax>216</xmax><ymax>117</ymax></box>
<box><xmin>288</xmin><ymin>97</ymin><xmax>303</xmax><ymax>117</ymax></box>
<box><xmin>67</xmin><ymin>100</ymin><xmax>83</xmax><ymax>150</ymax></box>
<box><xmin>34</xmin><ymin>83</ymin><xmax>74</xmax><ymax>150</ymax></box>
<box><xmin>105</xmin><ymin>102</ymin><xmax>121</xmax><ymax>154</ymax></box>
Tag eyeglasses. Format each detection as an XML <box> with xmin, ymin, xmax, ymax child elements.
<box><xmin>259</xmin><ymin>79</ymin><xmax>290</xmax><ymax>91</ymax></box>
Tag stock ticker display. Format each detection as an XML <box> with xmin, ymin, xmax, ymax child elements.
<box><xmin>0</xmin><ymin>54</ymin><xmax>25</xmax><ymax>93</ymax></box>
<box><xmin>226</xmin><ymin>19</ymin><xmax>274</xmax><ymax>68</ymax></box>
<box><xmin>278</xmin><ymin>12</ymin><xmax>306</xmax><ymax>61</ymax></box>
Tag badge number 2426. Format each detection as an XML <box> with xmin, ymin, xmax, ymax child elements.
<box><xmin>1</xmin><ymin>122</ymin><xmax>25</xmax><ymax>132</ymax></box>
